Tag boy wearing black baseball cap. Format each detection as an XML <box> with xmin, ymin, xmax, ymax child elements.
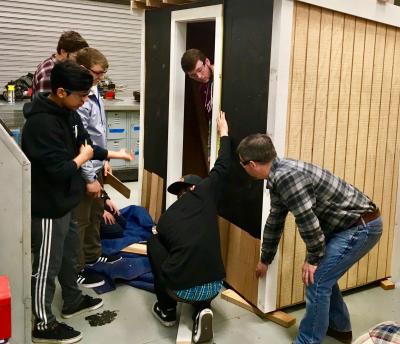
<box><xmin>148</xmin><ymin>111</ymin><xmax>231</xmax><ymax>343</ymax></box>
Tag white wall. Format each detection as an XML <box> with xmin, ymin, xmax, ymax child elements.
<box><xmin>0</xmin><ymin>0</ymin><xmax>142</xmax><ymax>97</ymax></box>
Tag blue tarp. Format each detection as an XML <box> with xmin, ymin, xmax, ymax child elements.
<box><xmin>89</xmin><ymin>205</ymin><xmax>155</xmax><ymax>294</ymax></box>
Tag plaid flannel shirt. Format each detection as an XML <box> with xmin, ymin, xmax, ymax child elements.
<box><xmin>262</xmin><ymin>158</ymin><xmax>376</xmax><ymax>265</ymax></box>
<box><xmin>354</xmin><ymin>321</ymin><xmax>400</xmax><ymax>344</ymax></box>
<box><xmin>32</xmin><ymin>55</ymin><xmax>57</xmax><ymax>97</ymax></box>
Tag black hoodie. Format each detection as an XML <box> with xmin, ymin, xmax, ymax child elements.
<box><xmin>22</xmin><ymin>93</ymin><xmax>108</xmax><ymax>218</ymax></box>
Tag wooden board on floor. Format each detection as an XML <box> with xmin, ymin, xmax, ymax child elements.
<box><xmin>176</xmin><ymin>303</ymin><xmax>192</xmax><ymax>344</ymax></box>
<box><xmin>221</xmin><ymin>289</ymin><xmax>296</xmax><ymax>328</ymax></box>
<box><xmin>121</xmin><ymin>243</ymin><xmax>147</xmax><ymax>255</ymax></box>
<box><xmin>380</xmin><ymin>279</ymin><xmax>395</xmax><ymax>290</ymax></box>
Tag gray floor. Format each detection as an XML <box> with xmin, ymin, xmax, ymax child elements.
<box><xmin>51</xmin><ymin>182</ymin><xmax>400</xmax><ymax>344</ymax></box>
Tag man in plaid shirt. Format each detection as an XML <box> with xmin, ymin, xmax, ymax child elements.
<box><xmin>32</xmin><ymin>31</ymin><xmax>88</xmax><ymax>97</ymax></box>
<box><xmin>237</xmin><ymin>133</ymin><xmax>383</xmax><ymax>344</ymax></box>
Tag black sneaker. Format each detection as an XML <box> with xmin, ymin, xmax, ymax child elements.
<box><xmin>192</xmin><ymin>308</ymin><xmax>213</xmax><ymax>343</ymax></box>
<box><xmin>32</xmin><ymin>321</ymin><xmax>82</xmax><ymax>343</ymax></box>
<box><xmin>77</xmin><ymin>269</ymin><xmax>105</xmax><ymax>288</ymax></box>
<box><xmin>61</xmin><ymin>295</ymin><xmax>103</xmax><ymax>319</ymax></box>
<box><xmin>86</xmin><ymin>254</ymin><xmax>122</xmax><ymax>266</ymax></box>
<box><xmin>152</xmin><ymin>301</ymin><xmax>177</xmax><ymax>327</ymax></box>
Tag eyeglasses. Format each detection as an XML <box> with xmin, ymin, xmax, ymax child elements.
<box><xmin>187</xmin><ymin>61</ymin><xmax>206</xmax><ymax>79</ymax></box>
<box><xmin>240</xmin><ymin>160</ymin><xmax>251</xmax><ymax>166</ymax></box>
<box><xmin>89</xmin><ymin>68</ymin><xmax>107</xmax><ymax>76</ymax></box>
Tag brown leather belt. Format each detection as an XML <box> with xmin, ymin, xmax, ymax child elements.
<box><xmin>354</xmin><ymin>208</ymin><xmax>381</xmax><ymax>226</ymax></box>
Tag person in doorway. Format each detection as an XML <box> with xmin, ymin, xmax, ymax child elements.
<box><xmin>32</xmin><ymin>30</ymin><xmax>88</xmax><ymax>96</ymax></box>
<box><xmin>22</xmin><ymin>60</ymin><xmax>133</xmax><ymax>344</ymax></box>
<box><xmin>148</xmin><ymin>111</ymin><xmax>230</xmax><ymax>344</ymax></box>
<box><xmin>181</xmin><ymin>49</ymin><xmax>214</xmax><ymax>167</ymax></box>
<box><xmin>181</xmin><ymin>48</ymin><xmax>214</xmax><ymax>121</ymax></box>
<box><xmin>236</xmin><ymin>133</ymin><xmax>383</xmax><ymax>344</ymax></box>
<box><xmin>74</xmin><ymin>47</ymin><xmax>122</xmax><ymax>288</ymax></box>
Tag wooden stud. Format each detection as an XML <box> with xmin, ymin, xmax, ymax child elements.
<box><xmin>146</xmin><ymin>0</ymin><xmax>162</xmax><ymax>7</ymax></box>
<box><xmin>121</xmin><ymin>243</ymin><xmax>147</xmax><ymax>255</ymax></box>
<box><xmin>141</xmin><ymin>169</ymin><xmax>151</xmax><ymax>208</ymax></box>
<box><xmin>155</xmin><ymin>175</ymin><xmax>164</xmax><ymax>223</ymax></box>
<box><xmin>176</xmin><ymin>303</ymin><xmax>193</xmax><ymax>344</ymax></box>
<box><xmin>380</xmin><ymin>279</ymin><xmax>395</xmax><ymax>290</ymax></box>
<box><xmin>163</xmin><ymin>0</ymin><xmax>198</xmax><ymax>3</ymax></box>
<box><xmin>221</xmin><ymin>289</ymin><xmax>296</xmax><ymax>328</ymax></box>
<box><xmin>133</xmin><ymin>0</ymin><xmax>147</xmax><ymax>9</ymax></box>
<box><xmin>148</xmin><ymin>173</ymin><xmax>159</xmax><ymax>222</ymax></box>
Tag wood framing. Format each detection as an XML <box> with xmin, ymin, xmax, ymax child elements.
<box><xmin>221</xmin><ymin>289</ymin><xmax>296</xmax><ymax>328</ymax></box>
<box><xmin>380</xmin><ymin>279</ymin><xmax>395</xmax><ymax>290</ymax></box>
<box><xmin>122</xmin><ymin>243</ymin><xmax>147</xmax><ymax>255</ymax></box>
<box><xmin>141</xmin><ymin>169</ymin><xmax>164</xmax><ymax>223</ymax></box>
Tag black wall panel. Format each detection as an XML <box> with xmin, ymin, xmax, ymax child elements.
<box><xmin>143</xmin><ymin>0</ymin><xmax>274</xmax><ymax>238</ymax></box>
<box><xmin>143</xmin><ymin>10</ymin><xmax>171</xmax><ymax>178</ymax></box>
<box><xmin>219</xmin><ymin>0</ymin><xmax>274</xmax><ymax>238</ymax></box>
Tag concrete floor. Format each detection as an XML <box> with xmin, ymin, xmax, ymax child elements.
<box><xmin>50</xmin><ymin>182</ymin><xmax>400</xmax><ymax>344</ymax></box>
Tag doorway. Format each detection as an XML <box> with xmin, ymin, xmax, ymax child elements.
<box><xmin>182</xmin><ymin>21</ymin><xmax>215</xmax><ymax>178</ymax></box>
<box><xmin>166</xmin><ymin>4</ymin><xmax>223</xmax><ymax>208</ymax></box>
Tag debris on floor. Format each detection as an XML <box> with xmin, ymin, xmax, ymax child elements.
<box><xmin>85</xmin><ymin>310</ymin><xmax>118</xmax><ymax>326</ymax></box>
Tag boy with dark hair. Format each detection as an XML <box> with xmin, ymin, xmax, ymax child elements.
<box><xmin>74</xmin><ymin>47</ymin><xmax>121</xmax><ymax>287</ymax></box>
<box><xmin>181</xmin><ymin>48</ymin><xmax>214</xmax><ymax>119</ymax></box>
<box><xmin>32</xmin><ymin>30</ymin><xmax>89</xmax><ymax>96</ymax></box>
<box><xmin>22</xmin><ymin>60</ymin><xmax>133</xmax><ymax>343</ymax></box>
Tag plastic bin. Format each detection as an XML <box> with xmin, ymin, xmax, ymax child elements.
<box><xmin>0</xmin><ymin>276</ymin><xmax>11</xmax><ymax>341</ymax></box>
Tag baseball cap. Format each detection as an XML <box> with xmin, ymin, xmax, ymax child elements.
<box><xmin>167</xmin><ymin>174</ymin><xmax>203</xmax><ymax>195</ymax></box>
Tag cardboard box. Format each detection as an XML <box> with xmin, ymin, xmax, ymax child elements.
<box><xmin>0</xmin><ymin>276</ymin><xmax>11</xmax><ymax>340</ymax></box>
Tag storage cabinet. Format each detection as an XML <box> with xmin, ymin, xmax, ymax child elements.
<box><xmin>104</xmin><ymin>101</ymin><xmax>140</xmax><ymax>181</ymax></box>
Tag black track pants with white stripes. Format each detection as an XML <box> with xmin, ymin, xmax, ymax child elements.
<box><xmin>31</xmin><ymin>211</ymin><xmax>83</xmax><ymax>330</ymax></box>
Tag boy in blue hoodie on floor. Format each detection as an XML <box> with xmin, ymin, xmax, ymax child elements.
<box><xmin>22</xmin><ymin>60</ymin><xmax>133</xmax><ymax>344</ymax></box>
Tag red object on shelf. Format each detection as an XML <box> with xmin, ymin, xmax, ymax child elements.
<box><xmin>0</xmin><ymin>276</ymin><xmax>11</xmax><ymax>340</ymax></box>
<box><xmin>104</xmin><ymin>90</ymin><xmax>115</xmax><ymax>100</ymax></box>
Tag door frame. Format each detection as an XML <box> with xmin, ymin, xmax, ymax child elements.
<box><xmin>166</xmin><ymin>4</ymin><xmax>224</xmax><ymax>208</ymax></box>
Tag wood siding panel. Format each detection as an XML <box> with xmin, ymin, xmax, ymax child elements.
<box><xmin>373</xmin><ymin>26</ymin><xmax>395</xmax><ymax>281</ymax></box>
<box><xmin>386</xmin><ymin>29</ymin><xmax>400</xmax><ymax>277</ymax></box>
<box><xmin>279</xmin><ymin>1</ymin><xmax>400</xmax><ymax>307</ymax></box>
<box><xmin>335</xmin><ymin>15</ymin><xmax>355</xmax><ymax>289</ymax></box>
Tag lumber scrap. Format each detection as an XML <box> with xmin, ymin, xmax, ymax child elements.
<box><xmin>221</xmin><ymin>289</ymin><xmax>296</xmax><ymax>328</ymax></box>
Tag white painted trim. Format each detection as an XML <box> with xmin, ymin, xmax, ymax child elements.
<box><xmin>166</xmin><ymin>4</ymin><xmax>224</xmax><ymax>209</ymax></box>
<box><xmin>391</xmin><ymin>158</ymin><xmax>400</xmax><ymax>284</ymax></box>
<box><xmin>138</xmin><ymin>11</ymin><xmax>145</xmax><ymax>205</ymax></box>
<box><xmin>257</xmin><ymin>0</ymin><xmax>294</xmax><ymax>313</ymax></box>
<box><xmin>298</xmin><ymin>0</ymin><xmax>400</xmax><ymax>28</ymax></box>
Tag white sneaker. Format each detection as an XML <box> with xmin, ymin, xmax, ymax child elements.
<box><xmin>192</xmin><ymin>308</ymin><xmax>213</xmax><ymax>343</ymax></box>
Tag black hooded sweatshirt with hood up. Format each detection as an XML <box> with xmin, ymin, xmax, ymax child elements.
<box><xmin>22</xmin><ymin>93</ymin><xmax>108</xmax><ymax>218</ymax></box>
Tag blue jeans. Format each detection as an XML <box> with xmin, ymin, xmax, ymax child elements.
<box><xmin>294</xmin><ymin>217</ymin><xmax>383</xmax><ymax>344</ymax></box>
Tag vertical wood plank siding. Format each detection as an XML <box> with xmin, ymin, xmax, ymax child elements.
<box><xmin>278</xmin><ymin>1</ymin><xmax>400</xmax><ymax>308</ymax></box>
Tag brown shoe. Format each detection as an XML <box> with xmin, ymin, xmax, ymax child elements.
<box><xmin>326</xmin><ymin>327</ymin><xmax>352</xmax><ymax>344</ymax></box>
